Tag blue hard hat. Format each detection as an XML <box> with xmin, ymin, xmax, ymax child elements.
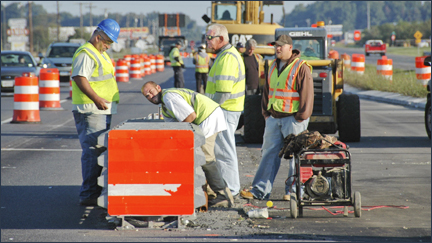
<box><xmin>97</xmin><ymin>19</ymin><xmax>120</xmax><ymax>43</ymax></box>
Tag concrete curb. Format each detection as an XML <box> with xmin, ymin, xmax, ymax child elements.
<box><xmin>344</xmin><ymin>84</ymin><xmax>426</xmax><ymax>110</ymax></box>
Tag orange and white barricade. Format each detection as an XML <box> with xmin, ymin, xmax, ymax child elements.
<box><xmin>129</xmin><ymin>58</ymin><xmax>141</xmax><ymax>79</ymax></box>
<box><xmin>351</xmin><ymin>54</ymin><xmax>365</xmax><ymax>75</ymax></box>
<box><xmin>39</xmin><ymin>68</ymin><xmax>63</xmax><ymax>110</ymax></box>
<box><xmin>415</xmin><ymin>56</ymin><xmax>431</xmax><ymax>86</ymax></box>
<box><xmin>150</xmin><ymin>55</ymin><xmax>156</xmax><ymax>74</ymax></box>
<box><xmin>12</xmin><ymin>72</ymin><xmax>40</xmax><ymax>123</ymax></box>
<box><xmin>156</xmin><ymin>55</ymin><xmax>165</xmax><ymax>72</ymax></box>
<box><xmin>144</xmin><ymin>57</ymin><xmax>151</xmax><ymax>75</ymax></box>
<box><xmin>376</xmin><ymin>56</ymin><xmax>393</xmax><ymax>80</ymax></box>
<box><xmin>123</xmin><ymin>54</ymin><xmax>132</xmax><ymax>68</ymax></box>
<box><xmin>341</xmin><ymin>53</ymin><xmax>351</xmax><ymax>70</ymax></box>
<box><xmin>328</xmin><ymin>50</ymin><xmax>339</xmax><ymax>59</ymax></box>
<box><xmin>116</xmin><ymin>59</ymin><xmax>129</xmax><ymax>82</ymax></box>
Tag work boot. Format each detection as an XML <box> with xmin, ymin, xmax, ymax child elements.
<box><xmin>208</xmin><ymin>193</ymin><xmax>229</xmax><ymax>208</ymax></box>
<box><xmin>205</xmin><ymin>183</ymin><xmax>217</xmax><ymax>200</ymax></box>
<box><xmin>219</xmin><ymin>187</ymin><xmax>235</xmax><ymax>208</ymax></box>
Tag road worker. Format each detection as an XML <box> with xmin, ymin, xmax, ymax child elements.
<box><xmin>242</xmin><ymin>39</ymin><xmax>263</xmax><ymax>95</ymax></box>
<box><xmin>141</xmin><ymin>81</ymin><xmax>235</xmax><ymax>208</ymax></box>
<box><xmin>193</xmin><ymin>44</ymin><xmax>212</xmax><ymax>94</ymax></box>
<box><xmin>236</xmin><ymin>42</ymin><xmax>245</xmax><ymax>54</ymax></box>
<box><xmin>169</xmin><ymin>41</ymin><xmax>185</xmax><ymax>88</ymax></box>
<box><xmin>240</xmin><ymin>34</ymin><xmax>314</xmax><ymax>201</ymax></box>
<box><xmin>205</xmin><ymin>23</ymin><xmax>245</xmax><ymax>197</ymax></box>
<box><xmin>71</xmin><ymin>19</ymin><xmax>120</xmax><ymax>206</ymax></box>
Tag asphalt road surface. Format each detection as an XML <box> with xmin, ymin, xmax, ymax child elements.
<box><xmin>1</xmin><ymin>66</ymin><xmax>430</xmax><ymax>242</ymax></box>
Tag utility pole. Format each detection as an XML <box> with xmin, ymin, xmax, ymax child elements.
<box><xmin>85</xmin><ymin>2</ymin><xmax>96</xmax><ymax>27</ymax></box>
<box><xmin>367</xmin><ymin>2</ymin><xmax>370</xmax><ymax>30</ymax></box>
<box><xmin>103</xmin><ymin>8</ymin><xmax>110</xmax><ymax>19</ymax></box>
<box><xmin>2</xmin><ymin>4</ymin><xmax>6</xmax><ymax>50</ymax></box>
<box><xmin>56</xmin><ymin>1</ymin><xmax>60</xmax><ymax>41</ymax></box>
<box><xmin>28</xmin><ymin>1</ymin><xmax>33</xmax><ymax>53</ymax></box>
<box><xmin>140</xmin><ymin>13</ymin><xmax>143</xmax><ymax>28</ymax></box>
<box><xmin>75</xmin><ymin>2</ymin><xmax>83</xmax><ymax>38</ymax></box>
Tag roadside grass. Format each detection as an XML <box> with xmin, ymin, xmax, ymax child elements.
<box><xmin>344</xmin><ymin>64</ymin><xmax>428</xmax><ymax>98</ymax></box>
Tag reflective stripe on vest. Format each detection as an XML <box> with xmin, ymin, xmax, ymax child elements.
<box><xmin>71</xmin><ymin>42</ymin><xmax>119</xmax><ymax>104</ymax></box>
<box><xmin>169</xmin><ymin>47</ymin><xmax>183</xmax><ymax>67</ymax></box>
<box><xmin>161</xmin><ymin>88</ymin><xmax>219</xmax><ymax>125</ymax></box>
<box><xmin>206</xmin><ymin>45</ymin><xmax>245</xmax><ymax>111</ymax></box>
<box><xmin>267</xmin><ymin>58</ymin><xmax>312</xmax><ymax>113</ymax></box>
<box><xmin>195</xmin><ymin>53</ymin><xmax>209</xmax><ymax>73</ymax></box>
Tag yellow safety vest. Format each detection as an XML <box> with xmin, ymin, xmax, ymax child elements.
<box><xmin>267</xmin><ymin>58</ymin><xmax>312</xmax><ymax>113</ymax></box>
<box><xmin>161</xmin><ymin>88</ymin><xmax>219</xmax><ymax>125</ymax></box>
<box><xmin>71</xmin><ymin>42</ymin><xmax>119</xmax><ymax>104</ymax></box>
<box><xmin>169</xmin><ymin>47</ymin><xmax>183</xmax><ymax>67</ymax></box>
<box><xmin>206</xmin><ymin>45</ymin><xmax>245</xmax><ymax>111</ymax></box>
<box><xmin>194</xmin><ymin>53</ymin><xmax>209</xmax><ymax>73</ymax></box>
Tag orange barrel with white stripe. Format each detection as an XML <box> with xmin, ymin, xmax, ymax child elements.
<box><xmin>123</xmin><ymin>54</ymin><xmax>132</xmax><ymax>68</ymax></box>
<box><xmin>328</xmin><ymin>50</ymin><xmax>339</xmax><ymax>59</ymax></box>
<box><xmin>116</xmin><ymin>59</ymin><xmax>129</xmax><ymax>82</ymax></box>
<box><xmin>415</xmin><ymin>56</ymin><xmax>431</xmax><ymax>86</ymax></box>
<box><xmin>156</xmin><ymin>55</ymin><xmax>165</xmax><ymax>72</ymax></box>
<box><xmin>351</xmin><ymin>54</ymin><xmax>365</xmax><ymax>74</ymax></box>
<box><xmin>12</xmin><ymin>72</ymin><xmax>40</xmax><ymax>123</ymax></box>
<box><xmin>144</xmin><ymin>57</ymin><xmax>151</xmax><ymax>75</ymax></box>
<box><xmin>39</xmin><ymin>68</ymin><xmax>63</xmax><ymax>110</ymax></box>
<box><xmin>139</xmin><ymin>57</ymin><xmax>145</xmax><ymax>77</ymax></box>
<box><xmin>376</xmin><ymin>56</ymin><xmax>393</xmax><ymax>80</ymax></box>
<box><xmin>129</xmin><ymin>58</ymin><xmax>142</xmax><ymax>79</ymax></box>
<box><xmin>149</xmin><ymin>55</ymin><xmax>156</xmax><ymax>74</ymax></box>
<box><xmin>341</xmin><ymin>53</ymin><xmax>351</xmax><ymax>70</ymax></box>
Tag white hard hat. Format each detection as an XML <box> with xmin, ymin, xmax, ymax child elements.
<box><xmin>199</xmin><ymin>44</ymin><xmax>206</xmax><ymax>49</ymax></box>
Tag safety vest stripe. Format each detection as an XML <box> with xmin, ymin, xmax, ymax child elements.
<box><xmin>288</xmin><ymin>59</ymin><xmax>301</xmax><ymax>91</ymax></box>
<box><xmin>209</xmin><ymin>74</ymin><xmax>246</xmax><ymax>83</ymax></box>
<box><xmin>212</xmin><ymin>90</ymin><xmax>244</xmax><ymax>105</ymax></box>
<box><xmin>82</xmin><ymin>47</ymin><xmax>104</xmax><ymax>81</ymax></box>
<box><xmin>273</xmin><ymin>91</ymin><xmax>300</xmax><ymax>97</ymax></box>
<box><xmin>89</xmin><ymin>73</ymin><xmax>114</xmax><ymax>81</ymax></box>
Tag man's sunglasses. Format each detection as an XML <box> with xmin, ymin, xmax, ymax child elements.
<box><xmin>99</xmin><ymin>34</ymin><xmax>113</xmax><ymax>45</ymax></box>
<box><xmin>205</xmin><ymin>35</ymin><xmax>221</xmax><ymax>40</ymax></box>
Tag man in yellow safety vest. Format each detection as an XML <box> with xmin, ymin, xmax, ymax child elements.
<box><xmin>169</xmin><ymin>41</ymin><xmax>185</xmax><ymax>88</ymax></box>
<box><xmin>71</xmin><ymin>19</ymin><xmax>120</xmax><ymax>206</ymax></box>
<box><xmin>141</xmin><ymin>81</ymin><xmax>235</xmax><ymax>208</ymax></box>
<box><xmin>240</xmin><ymin>34</ymin><xmax>314</xmax><ymax>201</ymax></box>
<box><xmin>193</xmin><ymin>44</ymin><xmax>212</xmax><ymax>94</ymax></box>
<box><xmin>205</xmin><ymin>23</ymin><xmax>245</xmax><ymax>197</ymax></box>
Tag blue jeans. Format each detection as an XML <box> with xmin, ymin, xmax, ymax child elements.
<box><xmin>250</xmin><ymin>115</ymin><xmax>309</xmax><ymax>200</ymax></box>
<box><xmin>215</xmin><ymin>109</ymin><xmax>241</xmax><ymax>195</ymax></box>
<box><xmin>73</xmin><ymin>111</ymin><xmax>112</xmax><ymax>200</ymax></box>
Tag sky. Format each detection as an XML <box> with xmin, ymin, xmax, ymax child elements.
<box><xmin>2</xmin><ymin>1</ymin><xmax>315</xmax><ymax>25</ymax></box>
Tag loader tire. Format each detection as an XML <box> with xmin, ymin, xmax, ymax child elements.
<box><xmin>243</xmin><ymin>95</ymin><xmax>265</xmax><ymax>144</ymax></box>
<box><xmin>337</xmin><ymin>93</ymin><xmax>361</xmax><ymax>142</ymax></box>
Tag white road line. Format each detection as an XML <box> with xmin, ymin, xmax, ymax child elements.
<box><xmin>1</xmin><ymin>148</ymin><xmax>81</xmax><ymax>151</ymax></box>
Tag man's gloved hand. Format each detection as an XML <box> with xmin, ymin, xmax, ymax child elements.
<box><xmin>181</xmin><ymin>63</ymin><xmax>185</xmax><ymax>68</ymax></box>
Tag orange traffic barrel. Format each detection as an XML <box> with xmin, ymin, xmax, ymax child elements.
<box><xmin>156</xmin><ymin>55</ymin><xmax>165</xmax><ymax>72</ymax></box>
<box><xmin>328</xmin><ymin>50</ymin><xmax>339</xmax><ymax>59</ymax></box>
<box><xmin>351</xmin><ymin>54</ymin><xmax>365</xmax><ymax>75</ymax></box>
<box><xmin>415</xmin><ymin>56</ymin><xmax>431</xmax><ymax>86</ymax></box>
<box><xmin>129</xmin><ymin>58</ymin><xmax>141</xmax><ymax>79</ymax></box>
<box><xmin>377</xmin><ymin>56</ymin><xmax>393</xmax><ymax>80</ymax></box>
<box><xmin>12</xmin><ymin>72</ymin><xmax>40</xmax><ymax>123</ymax></box>
<box><xmin>144</xmin><ymin>57</ymin><xmax>151</xmax><ymax>75</ymax></box>
<box><xmin>39</xmin><ymin>68</ymin><xmax>63</xmax><ymax>110</ymax></box>
<box><xmin>149</xmin><ymin>55</ymin><xmax>156</xmax><ymax>74</ymax></box>
<box><xmin>123</xmin><ymin>54</ymin><xmax>132</xmax><ymax>67</ymax></box>
<box><xmin>341</xmin><ymin>53</ymin><xmax>351</xmax><ymax>70</ymax></box>
<box><xmin>116</xmin><ymin>59</ymin><xmax>129</xmax><ymax>82</ymax></box>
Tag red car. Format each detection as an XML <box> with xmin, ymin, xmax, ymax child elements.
<box><xmin>365</xmin><ymin>40</ymin><xmax>386</xmax><ymax>56</ymax></box>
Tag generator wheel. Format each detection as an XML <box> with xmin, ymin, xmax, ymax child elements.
<box><xmin>425</xmin><ymin>97</ymin><xmax>431</xmax><ymax>139</ymax></box>
<box><xmin>337</xmin><ymin>93</ymin><xmax>361</xmax><ymax>142</ymax></box>
<box><xmin>290</xmin><ymin>194</ymin><xmax>298</xmax><ymax>219</ymax></box>
<box><xmin>243</xmin><ymin>95</ymin><xmax>265</xmax><ymax>143</ymax></box>
<box><xmin>353</xmin><ymin>191</ymin><xmax>361</xmax><ymax>218</ymax></box>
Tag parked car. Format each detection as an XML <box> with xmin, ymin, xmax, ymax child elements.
<box><xmin>424</xmin><ymin>55</ymin><xmax>431</xmax><ymax>139</ymax></box>
<box><xmin>1</xmin><ymin>51</ymin><xmax>41</xmax><ymax>92</ymax></box>
<box><xmin>40</xmin><ymin>42</ymin><xmax>81</xmax><ymax>82</ymax></box>
<box><xmin>365</xmin><ymin>39</ymin><xmax>386</xmax><ymax>56</ymax></box>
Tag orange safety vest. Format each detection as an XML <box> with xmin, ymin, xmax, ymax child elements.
<box><xmin>267</xmin><ymin>58</ymin><xmax>312</xmax><ymax>113</ymax></box>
